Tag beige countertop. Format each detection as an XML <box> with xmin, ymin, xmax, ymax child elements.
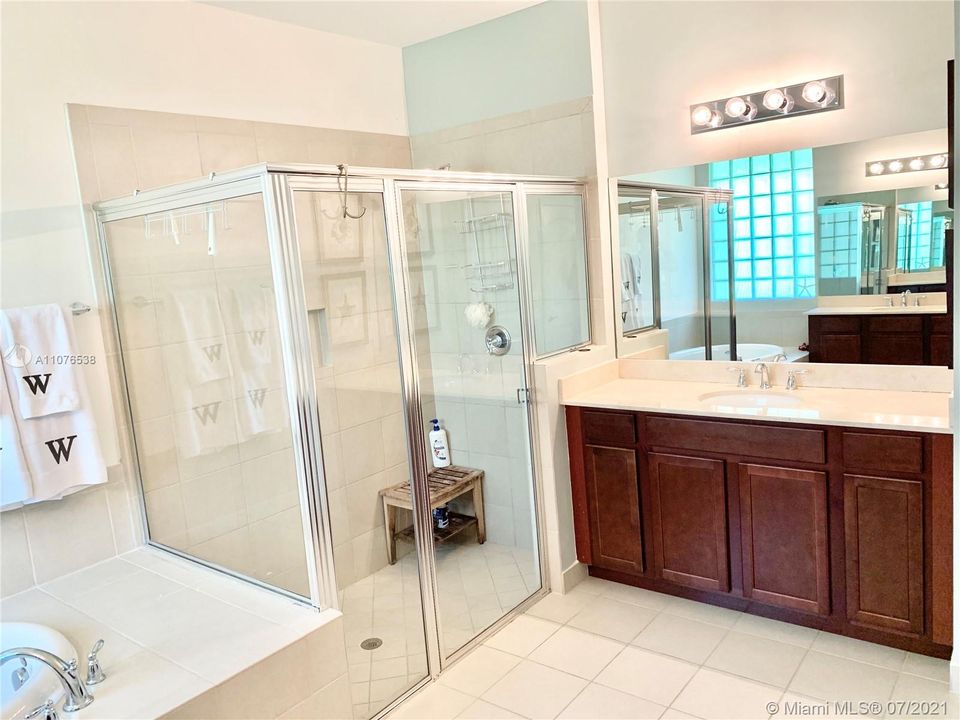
<box><xmin>561</xmin><ymin>376</ymin><xmax>951</xmax><ymax>434</ymax></box>
<box><xmin>805</xmin><ymin>305</ymin><xmax>947</xmax><ymax>316</ymax></box>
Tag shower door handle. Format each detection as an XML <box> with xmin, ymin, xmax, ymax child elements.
<box><xmin>516</xmin><ymin>387</ymin><xmax>530</xmax><ymax>405</ymax></box>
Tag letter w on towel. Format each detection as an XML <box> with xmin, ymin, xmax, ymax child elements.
<box><xmin>0</xmin><ymin>305</ymin><xmax>81</xmax><ymax>419</ymax></box>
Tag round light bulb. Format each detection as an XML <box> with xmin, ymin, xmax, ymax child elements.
<box><xmin>801</xmin><ymin>81</ymin><xmax>829</xmax><ymax>105</ymax></box>
<box><xmin>762</xmin><ymin>88</ymin><xmax>790</xmax><ymax>112</ymax></box>
<box><xmin>868</xmin><ymin>162</ymin><xmax>885</xmax><ymax>175</ymax></box>
<box><xmin>909</xmin><ymin>157</ymin><xmax>926</xmax><ymax>171</ymax></box>
<box><xmin>724</xmin><ymin>97</ymin><xmax>746</xmax><ymax>118</ymax></box>
<box><xmin>691</xmin><ymin>105</ymin><xmax>722</xmax><ymax>129</ymax></box>
<box><xmin>888</xmin><ymin>160</ymin><xmax>904</xmax><ymax>173</ymax></box>
<box><xmin>928</xmin><ymin>154</ymin><xmax>947</xmax><ymax>168</ymax></box>
<box><xmin>691</xmin><ymin>105</ymin><xmax>714</xmax><ymax>127</ymax></box>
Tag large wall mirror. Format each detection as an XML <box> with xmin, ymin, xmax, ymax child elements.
<box><xmin>613</xmin><ymin>129</ymin><xmax>952</xmax><ymax>367</ymax></box>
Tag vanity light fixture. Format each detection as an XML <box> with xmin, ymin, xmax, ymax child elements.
<box><xmin>863</xmin><ymin>152</ymin><xmax>950</xmax><ymax>176</ymax></box>
<box><xmin>689</xmin><ymin>75</ymin><xmax>843</xmax><ymax>134</ymax></box>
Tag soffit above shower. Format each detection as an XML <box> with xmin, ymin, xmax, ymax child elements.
<box><xmin>200</xmin><ymin>0</ymin><xmax>544</xmax><ymax>47</ymax></box>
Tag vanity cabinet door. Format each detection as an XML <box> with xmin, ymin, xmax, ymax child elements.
<box><xmin>584</xmin><ymin>445</ymin><xmax>644</xmax><ymax>574</ymax></box>
<box><xmin>739</xmin><ymin>464</ymin><xmax>830</xmax><ymax>615</ymax></box>
<box><xmin>648</xmin><ymin>453</ymin><xmax>729</xmax><ymax>592</ymax></box>
<box><xmin>843</xmin><ymin>474</ymin><xmax>924</xmax><ymax>635</ymax></box>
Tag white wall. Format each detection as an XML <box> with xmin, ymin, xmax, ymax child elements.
<box><xmin>0</xmin><ymin>1</ymin><xmax>409</xmax><ymax>595</ymax></box>
<box><xmin>812</xmin><ymin>129</ymin><xmax>949</xmax><ymax>198</ymax></box>
<box><xmin>600</xmin><ymin>1</ymin><xmax>954</xmax><ymax>177</ymax></box>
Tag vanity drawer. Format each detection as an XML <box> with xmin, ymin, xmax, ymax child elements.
<box><xmin>864</xmin><ymin>316</ymin><xmax>924</xmax><ymax>334</ymax></box>
<box><xmin>815</xmin><ymin>316</ymin><xmax>861</xmax><ymax>333</ymax></box>
<box><xmin>842</xmin><ymin>431</ymin><xmax>924</xmax><ymax>474</ymax></box>
<box><xmin>583</xmin><ymin>410</ymin><xmax>636</xmax><ymax>447</ymax></box>
<box><xmin>643</xmin><ymin>417</ymin><xmax>825</xmax><ymax>464</ymax></box>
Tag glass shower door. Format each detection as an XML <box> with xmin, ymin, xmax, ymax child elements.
<box><xmin>289</xmin><ymin>185</ymin><xmax>429</xmax><ymax>720</ymax></box>
<box><xmin>398</xmin><ymin>185</ymin><xmax>542</xmax><ymax>659</ymax></box>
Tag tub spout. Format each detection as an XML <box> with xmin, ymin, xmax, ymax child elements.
<box><xmin>0</xmin><ymin>647</ymin><xmax>94</xmax><ymax>712</ymax></box>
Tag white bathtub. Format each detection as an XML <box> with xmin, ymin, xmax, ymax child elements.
<box><xmin>1</xmin><ymin>623</ymin><xmax>76</xmax><ymax>719</ymax></box>
<box><xmin>670</xmin><ymin>343</ymin><xmax>806</xmax><ymax>362</ymax></box>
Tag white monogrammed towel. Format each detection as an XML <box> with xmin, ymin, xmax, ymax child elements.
<box><xmin>0</xmin><ymin>304</ymin><xmax>81</xmax><ymax>419</ymax></box>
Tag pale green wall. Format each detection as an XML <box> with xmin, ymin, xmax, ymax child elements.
<box><xmin>402</xmin><ymin>0</ymin><xmax>592</xmax><ymax>135</ymax></box>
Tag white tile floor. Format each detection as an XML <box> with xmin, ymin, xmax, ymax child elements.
<box><xmin>389</xmin><ymin>576</ymin><xmax>957</xmax><ymax>720</ymax></box>
<box><xmin>341</xmin><ymin>538</ymin><xmax>539</xmax><ymax>719</ymax></box>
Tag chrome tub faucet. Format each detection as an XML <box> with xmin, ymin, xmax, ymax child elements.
<box><xmin>0</xmin><ymin>647</ymin><xmax>94</xmax><ymax>712</ymax></box>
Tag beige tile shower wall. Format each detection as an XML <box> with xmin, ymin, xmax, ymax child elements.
<box><xmin>0</xmin><ymin>104</ymin><xmax>413</xmax><ymax>600</ymax></box>
<box><xmin>292</xmin><ymin>191</ymin><xmax>412</xmax><ymax>590</ymax></box>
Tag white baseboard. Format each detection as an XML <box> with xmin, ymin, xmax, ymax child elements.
<box><xmin>560</xmin><ymin>560</ymin><xmax>588</xmax><ymax>593</ymax></box>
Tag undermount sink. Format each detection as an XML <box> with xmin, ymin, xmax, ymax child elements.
<box><xmin>698</xmin><ymin>390</ymin><xmax>804</xmax><ymax>409</ymax></box>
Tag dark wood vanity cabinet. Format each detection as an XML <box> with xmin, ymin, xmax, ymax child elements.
<box><xmin>648</xmin><ymin>453</ymin><xmax>729</xmax><ymax>593</ymax></box>
<box><xmin>566</xmin><ymin>406</ymin><xmax>953</xmax><ymax>658</ymax></box>
<box><xmin>738</xmin><ymin>463</ymin><xmax>830</xmax><ymax>616</ymax></box>
<box><xmin>808</xmin><ymin>313</ymin><xmax>951</xmax><ymax>366</ymax></box>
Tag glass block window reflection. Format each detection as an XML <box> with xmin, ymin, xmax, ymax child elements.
<box><xmin>817</xmin><ymin>204</ymin><xmax>861</xmax><ymax>280</ymax></box>
<box><xmin>897</xmin><ymin>202</ymin><xmax>935</xmax><ymax>271</ymax></box>
<box><xmin>709</xmin><ymin>149</ymin><xmax>816</xmax><ymax>300</ymax></box>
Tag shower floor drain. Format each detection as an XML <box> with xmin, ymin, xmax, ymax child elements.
<box><xmin>360</xmin><ymin>637</ymin><xmax>383</xmax><ymax>650</ymax></box>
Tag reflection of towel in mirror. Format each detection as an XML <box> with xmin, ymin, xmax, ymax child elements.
<box><xmin>620</xmin><ymin>253</ymin><xmax>644</xmax><ymax>328</ymax></box>
<box><xmin>0</xmin><ymin>360</ymin><xmax>33</xmax><ymax>509</ymax></box>
<box><xmin>0</xmin><ymin>304</ymin><xmax>81</xmax><ymax>419</ymax></box>
<box><xmin>173</xmin><ymin>391</ymin><xmax>238</xmax><ymax>459</ymax></box>
<box><xmin>224</xmin><ymin>283</ymin><xmax>274</xmax><ymax>365</ymax></box>
<box><xmin>229</xmin><ymin>328</ymin><xmax>286</xmax><ymax>442</ymax></box>
<box><xmin>172</xmin><ymin>287</ymin><xmax>225</xmax><ymax>341</ymax></box>
<box><xmin>236</xmin><ymin>385</ymin><xmax>287</xmax><ymax>441</ymax></box>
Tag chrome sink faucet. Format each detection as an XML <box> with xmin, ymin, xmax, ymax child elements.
<box><xmin>900</xmin><ymin>289</ymin><xmax>912</xmax><ymax>307</ymax></box>
<box><xmin>755</xmin><ymin>362</ymin><xmax>771</xmax><ymax>390</ymax></box>
<box><xmin>786</xmin><ymin>368</ymin><xmax>808</xmax><ymax>390</ymax></box>
<box><xmin>727</xmin><ymin>366</ymin><xmax>747</xmax><ymax>387</ymax></box>
<box><xmin>0</xmin><ymin>647</ymin><xmax>94</xmax><ymax>712</ymax></box>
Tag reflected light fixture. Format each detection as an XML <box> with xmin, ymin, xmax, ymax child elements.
<box><xmin>690</xmin><ymin>75</ymin><xmax>843</xmax><ymax>134</ymax></box>
<box><xmin>863</xmin><ymin>152</ymin><xmax>950</xmax><ymax>176</ymax></box>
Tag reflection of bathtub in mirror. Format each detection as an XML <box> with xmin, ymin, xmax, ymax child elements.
<box><xmin>1</xmin><ymin>622</ymin><xmax>76</xmax><ymax>720</ymax></box>
<box><xmin>669</xmin><ymin>343</ymin><xmax>810</xmax><ymax>363</ymax></box>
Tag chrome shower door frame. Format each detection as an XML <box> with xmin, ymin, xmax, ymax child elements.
<box><xmin>614</xmin><ymin>180</ymin><xmax>736</xmax><ymax>359</ymax></box>
<box><xmin>94</xmin><ymin>165</ymin><xmax>586</xmax><ymax>704</ymax></box>
<box><xmin>93</xmin><ymin>168</ymin><xmax>335</xmax><ymax>608</ymax></box>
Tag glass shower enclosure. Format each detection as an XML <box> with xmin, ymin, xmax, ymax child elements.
<box><xmin>617</xmin><ymin>181</ymin><xmax>735</xmax><ymax>360</ymax></box>
<box><xmin>94</xmin><ymin>164</ymin><xmax>587</xmax><ymax>719</ymax></box>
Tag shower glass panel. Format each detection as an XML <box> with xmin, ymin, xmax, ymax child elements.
<box><xmin>290</xmin><ymin>188</ymin><xmax>428</xmax><ymax>719</ymax></box>
<box><xmin>399</xmin><ymin>187</ymin><xmax>541</xmax><ymax>659</ymax></box>
<box><xmin>618</xmin><ymin>190</ymin><xmax>657</xmax><ymax>333</ymax></box>
<box><xmin>707</xmin><ymin>193</ymin><xmax>736</xmax><ymax>358</ymax></box>
<box><xmin>103</xmin><ymin>194</ymin><xmax>310</xmax><ymax>596</ymax></box>
<box><xmin>526</xmin><ymin>192</ymin><xmax>590</xmax><ymax>356</ymax></box>
<box><xmin>658</xmin><ymin>192</ymin><xmax>708</xmax><ymax>358</ymax></box>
